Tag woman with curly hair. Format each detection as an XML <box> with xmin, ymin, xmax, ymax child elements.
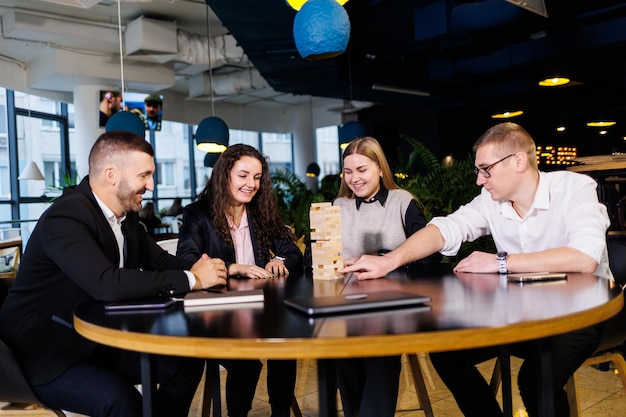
<box><xmin>177</xmin><ymin>143</ymin><xmax>302</xmax><ymax>417</ymax></box>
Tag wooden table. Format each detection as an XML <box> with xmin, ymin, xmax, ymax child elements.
<box><xmin>74</xmin><ymin>266</ymin><xmax>623</xmax><ymax>417</ymax></box>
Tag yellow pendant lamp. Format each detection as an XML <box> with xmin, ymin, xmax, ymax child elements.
<box><xmin>286</xmin><ymin>0</ymin><xmax>349</xmax><ymax>11</ymax></box>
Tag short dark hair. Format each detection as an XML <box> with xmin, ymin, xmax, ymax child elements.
<box><xmin>89</xmin><ymin>131</ymin><xmax>154</xmax><ymax>175</ymax></box>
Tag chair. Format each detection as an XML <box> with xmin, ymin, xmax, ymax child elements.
<box><xmin>201</xmin><ymin>359</ymin><xmax>302</xmax><ymax>417</ymax></box>
<box><xmin>0</xmin><ymin>264</ymin><xmax>65</xmax><ymax>417</ymax></box>
<box><xmin>490</xmin><ymin>241</ymin><xmax>626</xmax><ymax>417</ymax></box>
<box><xmin>0</xmin><ymin>336</ymin><xmax>65</xmax><ymax>416</ymax></box>
<box><xmin>156</xmin><ymin>238</ymin><xmax>178</xmax><ymax>255</ymax></box>
<box><xmin>0</xmin><ymin>245</ymin><xmax>20</xmax><ymax>279</ymax></box>
<box><xmin>564</xmin><ymin>240</ymin><xmax>626</xmax><ymax>417</ymax></box>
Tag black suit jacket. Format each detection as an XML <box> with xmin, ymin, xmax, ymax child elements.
<box><xmin>177</xmin><ymin>199</ymin><xmax>303</xmax><ymax>273</ymax></box>
<box><xmin>0</xmin><ymin>177</ymin><xmax>193</xmax><ymax>385</ymax></box>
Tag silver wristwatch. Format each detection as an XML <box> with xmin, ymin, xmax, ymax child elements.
<box><xmin>497</xmin><ymin>251</ymin><xmax>508</xmax><ymax>274</ymax></box>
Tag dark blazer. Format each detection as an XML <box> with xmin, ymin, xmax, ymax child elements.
<box><xmin>0</xmin><ymin>177</ymin><xmax>194</xmax><ymax>385</ymax></box>
<box><xmin>177</xmin><ymin>199</ymin><xmax>303</xmax><ymax>273</ymax></box>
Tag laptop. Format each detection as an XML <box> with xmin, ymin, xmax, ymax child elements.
<box><xmin>284</xmin><ymin>290</ymin><xmax>431</xmax><ymax>316</ymax></box>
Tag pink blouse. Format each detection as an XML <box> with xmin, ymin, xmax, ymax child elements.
<box><xmin>226</xmin><ymin>207</ymin><xmax>256</xmax><ymax>266</ymax></box>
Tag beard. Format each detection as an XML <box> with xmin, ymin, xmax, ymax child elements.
<box><xmin>117</xmin><ymin>177</ymin><xmax>144</xmax><ymax>213</ymax></box>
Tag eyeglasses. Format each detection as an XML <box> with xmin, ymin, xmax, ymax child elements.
<box><xmin>474</xmin><ymin>153</ymin><xmax>515</xmax><ymax>178</ymax></box>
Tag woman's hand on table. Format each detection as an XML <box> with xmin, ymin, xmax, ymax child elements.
<box><xmin>229</xmin><ymin>263</ymin><xmax>284</xmax><ymax>279</ymax></box>
<box><xmin>265</xmin><ymin>258</ymin><xmax>289</xmax><ymax>276</ymax></box>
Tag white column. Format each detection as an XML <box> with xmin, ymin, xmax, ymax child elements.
<box><xmin>73</xmin><ymin>84</ymin><xmax>109</xmax><ymax>179</ymax></box>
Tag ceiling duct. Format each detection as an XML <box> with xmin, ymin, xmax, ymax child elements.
<box><xmin>36</xmin><ymin>0</ymin><xmax>100</xmax><ymax>8</ymax></box>
<box><xmin>176</xmin><ymin>31</ymin><xmax>249</xmax><ymax>76</ymax></box>
<box><xmin>188</xmin><ymin>68</ymin><xmax>269</xmax><ymax>98</ymax></box>
<box><xmin>125</xmin><ymin>16</ymin><xmax>178</xmax><ymax>56</ymax></box>
<box><xmin>1</xmin><ymin>10</ymin><xmax>119</xmax><ymax>53</ymax></box>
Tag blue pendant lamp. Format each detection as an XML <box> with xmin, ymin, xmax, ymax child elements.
<box><xmin>105</xmin><ymin>111</ymin><xmax>146</xmax><ymax>138</ymax></box>
<box><xmin>204</xmin><ymin>152</ymin><xmax>220</xmax><ymax>168</ymax></box>
<box><xmin>306</xmin><ymin>162</ymin><xmax>321</xmax><ymax>177</ymax></box>
<box><xmin>338</xmin><ymin>120</ymin><xmax>367</xmax><ymax>150</ymax></box>
<box><xmin>196</xmin><ymin>6</ymin><xmax>229</xmax><ymax>154</ymax></box>
<box><xmin>195</xmin><ymin>116</ymin><xmax>229</xmax><ymax>153</ymax></box>
<box><xmin>293</xmin><ymin>0</ymin><xmax>351</xmax><ymax>61</ymax></box>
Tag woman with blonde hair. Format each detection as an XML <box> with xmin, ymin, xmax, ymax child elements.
<box><xmin>334</xmin><ymin>136</ymin><xmax>431</xmax><ymax>417</ymax></box>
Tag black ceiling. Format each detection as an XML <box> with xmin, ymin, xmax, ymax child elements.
<box><xmin>206</xmin><ymin>0</ymin><xmax>626</xmax><ymax>155</ymax></box>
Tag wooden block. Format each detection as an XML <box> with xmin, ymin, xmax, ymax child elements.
<box><xmin>310</xmin><ymin>202</ymin><xmax>332</xmax><ymax>210</ymax></box>
<box><xmin>312</xmin><ymin>268</ymin><xmax>344</xmax><ymax>280</ymax></box>
<box><xmin>309</xmin><ymin>201</ymin><xmax>344</xmax><ymax>280</ymax></box>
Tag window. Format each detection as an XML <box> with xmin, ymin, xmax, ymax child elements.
<box><xmin>0</xmin><ymin>104</ymin><xmax>6</xmax><ymax>133</ymax></box>
<box><xmin>0</xmin><ymin>88</ymin><xmax>304</xmax><ymax>246</ymax></box>
<box><xmin>230</xmin><ymin>129</ymin><xmax>259</xmax><ymax>148</ymax></box>
<box><xmin>261</xmin><ymin>132</ymin><xmax>293</xmax><ymax>172</ymax></box>
<box><xmin>154</xmin><ymin>121</ymin><xmax>189</xmax><ymax>201</ymax></box>
<box><xmin>0</xmin><ymin>166</ymin><xmax>9</xmax><ymax>199</ymax></box>
<box><xmin>315</xmin><ymin>126</ymin><xmax>340</xmax><ymax>178</ymax></box>
<box><xmin>156</xmin><ymin>161</ymin><xmax>175</xmax><ymax>186</ymax></box>
<box><xmin>183</xmin><ymin>166</ymin><xmax>190</xmax><ymax>190</ymax></box>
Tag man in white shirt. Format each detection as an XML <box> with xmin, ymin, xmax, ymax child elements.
<box><xmin>340</xmin><ymin>122</ymin><xmax>611</xmax><ymax>417</ymax></box>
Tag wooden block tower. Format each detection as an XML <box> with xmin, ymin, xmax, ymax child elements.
<box><xmin>309</xmin><ymin>202</ymin><xmax>344</xmax><ymax>280</ymax></box>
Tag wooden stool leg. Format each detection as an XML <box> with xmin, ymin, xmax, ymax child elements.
<box><xmin>291</xmin><ymin>395</ymin><xmax>303</xmax><ymax>417</ymax></box>
<box><xmin>490</xmin><ymin>357</ymin><xmax>502</xmax><ymax>395</ymax></box>
<box><xmin>565</xmin><ymin>373</ymin><xmax>580</xmax><ymax>417</ymax></box>
<box><xmin>407</xmin><ymin>353</ymin><xmax>434</xmax><ymax>417</ymax></box>
<box><xmin>202</xmin><ymin>360</ymin><xmax>222</xmax><ymax>417</ymax></box>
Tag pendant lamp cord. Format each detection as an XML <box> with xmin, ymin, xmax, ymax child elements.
<box><xmin>348</xmin><ymin>46</ymin><xmax>353</xmax><ymax>105</ymax></box>
<box><xmin>206</xmin><ymin>5</ymin><xmax>215</xmax><ymax>116</ymax></box>
<box><xmin>117</xmin><ymin>0</ymin><xmax>125</xmax><ymax>104</ymax></box>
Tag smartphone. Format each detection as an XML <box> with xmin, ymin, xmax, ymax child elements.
<box><xmin>507</xmin><ymin>273</ymin><xmax>567</xmax><ymax>283</ymax></box>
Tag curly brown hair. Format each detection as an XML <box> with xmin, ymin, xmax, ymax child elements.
<box><xmin>198</xmin><ymin>144</ymin><xmax>295</xmax><ymax>252</ymax></box>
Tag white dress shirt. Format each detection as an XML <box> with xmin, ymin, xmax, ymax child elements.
<box><xmin>429</xmin><ymin>170</ymin><xmax>612</xmax><ymax>279</ymax></box>
<box><xmin>93</xmin><ymin>193</ymin><xmax>196</xmax><ymax>288</ymax></box>
<box><xmin>93</xmin><ymin>193</ymin><xmax>126</xmax><ymax>268</ymax></box>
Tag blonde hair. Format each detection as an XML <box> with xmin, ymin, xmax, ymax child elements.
<box><xmin>473</xmin><ymin>122</ymin><xmax>537</xmax><ymax>169</ymax></box>
<box><xmin>337</xmin><ymin>136</ymin><xmax>400</xmax><ymax>199</ymax></box>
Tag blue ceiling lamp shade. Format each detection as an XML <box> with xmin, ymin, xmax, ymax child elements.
<box><xmin>105</xmin><ymin>111</ymin><xmax>146</xmax><ymax>138</ymax></box>
<box><xmin>306</xmin><ymin>162</ymin><xmax>321</xmax><ymax>177</ymax></box>
<box><xmin>293</xmin><ymin>0</ymin><xmax>351</xmax><ymax>61</ymax></box>
<box><xmin>204</xmin><ymin>152</ymin><xmax>220</xmax><ymax>168</ymax></box>
<box><xmin>338</xmin><ymin>120</ymin><xmax>367</xmax><ymax>149</ymax></box>
<box><xmin>195</xmin><ymin>116</ymin><xmax>229</xmax><ymax>153</ymax></box>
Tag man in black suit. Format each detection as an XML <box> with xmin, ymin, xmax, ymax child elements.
<box><xmin>0</xmin><ymin>131</ymin><xmax>228</xmax><ymax>417</ymax></box>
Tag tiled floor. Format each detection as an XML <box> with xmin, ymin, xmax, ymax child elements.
<box><xmin>11</xmin><ymin>354</ymin><xmax>622</xmax><ymax>416</ymax></box>
<box><xmin>186</xmin><ymin>354</ymin><xmax>626</xmax><ymax>417</ymax></box>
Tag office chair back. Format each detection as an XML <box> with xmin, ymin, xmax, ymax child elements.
<box><xmin>0</xmin><ymin>285</ymin><xmax>65</xmax><ymax>416</ymax></box>
<box><xmin>0</xmin><ymin>336</ymin><xmax>38</xmax><ymax>404</ymax></box>
<box><xmin>599</xmin><ymin>241</ymin><xmax>626</xmax><ymax>349</ymax></box>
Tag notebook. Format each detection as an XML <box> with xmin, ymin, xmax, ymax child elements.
<box><xmin>183</xmin><ymin>289</ymin><xmax>264</xmax><ymax>307</ymax></box>
<box><xmin>284</xmin><ymin>290</ymin><xmax>431</xmax><ymax>316</ymax></box>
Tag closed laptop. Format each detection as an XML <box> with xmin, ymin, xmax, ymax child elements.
<box><xmin>285</xmin><ymin>290</ymin><xmax>431</xmax><ymax>316</ymax></box>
